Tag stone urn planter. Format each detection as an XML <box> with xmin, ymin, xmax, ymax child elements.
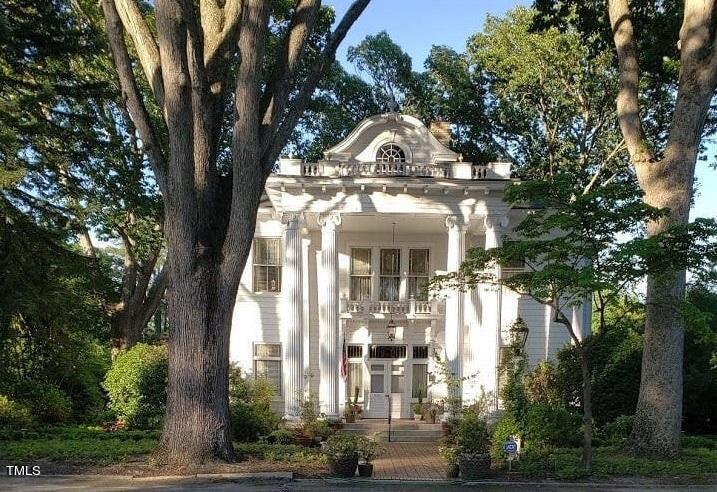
<box><xmin>357</xmin><ymin>462</ymin><xmax>374</xmax><ymax>477</ymax></box>
<box><xmin>445</xmin><ymin>462</ymin><xmax>459</xmax><ymax>478</ymax></box>
<box><xmin>459</xmin><ymin>452</ymin><xmax>491</xmax><ymax>480</ymax></box>
<box><xmin>328</xmin><ymin>453</ymin><xmax>358</xmax><ymax>478</ymax></box>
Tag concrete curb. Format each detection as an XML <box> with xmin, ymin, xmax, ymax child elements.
<box><xmin>309</xmin><ymin>478</ymin><xmax>716</xmax><ymax>488</ymax></box>
<box><xmin>13</xmin><ymin>471</ymin><xmax>294</xmax><ymax>482</ymax></box>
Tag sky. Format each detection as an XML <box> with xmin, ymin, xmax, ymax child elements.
<box><xmin>328</xmin><ymin>0</ymin><xmax>716</xmax><ymax>221</ymax></box>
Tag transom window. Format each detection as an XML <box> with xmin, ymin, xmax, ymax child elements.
<box><xmin>379</xmin><ymin>248</ymin><xmax>401</xmax><ymax>301</ymax></box>
<box><xmin>408</xmin><ymin>249</ymin><xmax>430</xmax><ymax>301</ymax></box>
<box><xmin>253</xmin><ymin>238</ymin><xmax>281</xmax><ymax>293</ymax></box>
<box><xmin>369</xmin><ymin>345</ymin><xmax>407</xmax><ymax>359</ymax></box>
<box><xmin>350</xmin><ymin>248</ymin><xmax>372</xmax><ymax>301</ymax></box>
<box><xmin>376</xmin><ymin>143</ymin><xmax>406</xmax><ymax>163</ymax></box>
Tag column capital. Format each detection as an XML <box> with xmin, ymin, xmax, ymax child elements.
<box><xmin>445</xmin><ymin>215</ymin><xmax>467</xmax><ymax>231</ymax></box>
<box><xmin>281</xmin><ymin>212</ymin><xmax>304</xmax><ymax>230</ymax></box>
<box><xmin>483</xmin><ymin>214</ymin><xmax>509</xmax><ymax>231</ymax></box>
<box><xmin>317</xmin><ymin>213</ymin><xmax>342</xmax><ymax>230</ymax></box>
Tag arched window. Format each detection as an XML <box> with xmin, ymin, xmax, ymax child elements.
<box><xmin>376</xmin><ymin>143</ymin><xmax>406</xmax><ymax>163</ymax></box>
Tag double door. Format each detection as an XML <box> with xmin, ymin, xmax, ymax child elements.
<box><xmin>365</xmin><ymin>361</ymin><xmax>405</xmax><ymax>419</ymax></box>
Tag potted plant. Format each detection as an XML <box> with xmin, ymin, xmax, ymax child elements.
<box><xmin>427</xmin><ymin>402</ymin><xmax>439</xmax><ymax>424</ymax></box>
<box><xmin>438</xmin><ymin>437</ymin><xmax>459</xmax><ymax>478</ymax></box>
<box><xmin>413</xmin><ymin>389</ymin><xmax>424</xmax><ymax>421</ymax></box>
<box><xmin>455</xmin><ymin>410</ymin><xmax>491</xmax><ymax>480</ymax></box>
<box><xmin>344</xmin><ymin>386</ymin><xmax>362</xmax><ymax>423</ymax></box>
<box><xmin>357</xmin><ymin>437</ymin><xmax>382</xmax><ymax>477</ymax></box>
<box><xmin>324</xmin><ymin>434</ymin><xmax>360</xmax><ymax>478</ymax></box>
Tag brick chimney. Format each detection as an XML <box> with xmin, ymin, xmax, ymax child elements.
<box><xmin>430</xmin><ymin>121</ymin><xmax>452</xmax><ymax>147</ymax></box>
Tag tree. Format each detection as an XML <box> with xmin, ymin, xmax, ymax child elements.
<box><xmin>608</xmin><ymin>0</ymin><xmax>717</xmax><ymax>457</ymax></box>
<box><xmin>98</xmin><ymin>0</ymin><xmax>370</xmax><ymax>464</ymax></box>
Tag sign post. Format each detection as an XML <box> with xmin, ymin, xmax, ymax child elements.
<box><xmin>503</xmin><ymin>438</ymin><xmax>519</xmax><ymax>471</ymax></box>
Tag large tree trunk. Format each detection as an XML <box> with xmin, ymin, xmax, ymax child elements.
<box><xmin>609</xmin><ymin>0</ymin><xmax>717</xmax><ymax>458</ymax></box>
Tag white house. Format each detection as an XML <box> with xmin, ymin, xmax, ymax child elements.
<box><xmin>229</xmin><ymin>112</ymin><xmax>590</xmax><ymax>420</ymax></box>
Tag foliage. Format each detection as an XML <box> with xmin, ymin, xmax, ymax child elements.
<box><xmin>299</xmin><ymin>393</ymin><xmax>321</xmax><ymax>427</ymax></box>
<box><xmin>524</xmin><ymin>361</ymin><xmax>561</xmax><ymax>406</ymax></box>
<box><xmin>234</xmin><ymin>442</ymin><xmax>327</xmax><ymax>465</ymax></box>
<box><xmin>228</xmin><ymin>366</ymin><xmax>281</xmax><ymax>442</ymax></box>
<box><xmin>357</xmin><ymin>437</ymin><xmax>382</xmax><ymax>463</ymax></box>
<box><xmin>490</xmin><ymin>411</ymin><xmax>521</xmax><ymax>460</ymax></box>
<box><xmin>268</xmin><ymin>428</ymin><xmax>295</xmax><ymax>445</ymax></box>
<box><xmin>304</xmin><ymin>420</ymin><xmax>332</xmax><ymax>442</ymax></box>
<box><xmin>323</xmin><ymin>434</ymin><xmax>362</xmax><ymax>458</ymax></box>
<box><xmin>438</xmin><ymin>435</ymin><xmax>459</xmax><ymax>464</ymax></box>
<box><xmin>102</xmin><ymin>343</ymin><xmax>167</xmax><ymax>429</ymax></box>
<box><xmin>601</xmin><ymin>415</ymin><xmax>635</xmax><ymax>446</ymax></box>
<box><xmin>524</xmin><ymin>403</ymin><xmax>582</xmax><ymax>449</ymax></box>
<box><xmin>15</xmin><ymin>383</ymin><xmax>73</xmax><ymax>424</ymax></box>
<box><xmin>0</xmin><ymin>395</ymin><xmax>32</xmax><ymax>428</ymax></box>
<box><xmin>454</xmin><ymin>409</ymin><xmax>491</xmax><ymax>454</ymax></box>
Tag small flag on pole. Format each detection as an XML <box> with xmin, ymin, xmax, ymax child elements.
<box><xmin>340</xmin><ymin>338</ymin><xmax>348</xmax><ymax>380</ymax></box>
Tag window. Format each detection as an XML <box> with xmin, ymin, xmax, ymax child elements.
<box><xmin>500</xmin><ymin>241</ymin><xmax>525</xmax><ymax>271</ymax></box>
<box><xmin>376</xmin><ymin>143</ymin><xmax>406</xmax><ymax>163</ymax></box>
<box><xmin>370</xmin><ymin>364</ymin><xmax>385</xmax><ymax>393</ymax></box>
<box><xmin>253</xmin><ymin>238</ymin><xmax>281</xmax><ymax>292</ymax></box>
<box><xmin>350</xmin><ymin>248</ymin><xmax>372</xmax><ymax>301</ymax></box>
<box><xmin>253</xmin><ymin>343</ymin><xmax>281</xmax><ymax>395</ymax></box>
<box><xmin>380</xmin><ymin>248</ymin><xmax>401</xmax><ymax>301</ymax></box>
<box><xmin>412</xmin><ymin>345</ymin><xmax>429</xmax><ymax>359</ymax></box>
<box><xmin>408</xmin><ymin>249</ymin><xmax>430</xmax><ymax>300</ymax></box>
<box><xmin>412</xmin><ymin>363</ymin><xmax>428</xmax><ymax>398</ymax></box>
<box><xmin>369</xmin><ymin>345</ymin><xmax>407</xmax><ymax>359</ymax></box>
<box><xmin>347</xmin><ymin>362</ymin><xmax>363</xmax><ymax>400</ymax></box>
<box><xmin>391</xmin><ymin>365</ymin><xmax>405</xmax><ymax>393</ymax></box>
<box><xmin>347</xmin><ymin>345</ymin><xmax>363</xmax><ymax>359</ymax></box>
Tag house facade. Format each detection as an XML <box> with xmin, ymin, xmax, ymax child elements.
<box><xmin>229</xmin><ymin>112</ymin><xmax>590</xmax><ymax>420</ymax></box>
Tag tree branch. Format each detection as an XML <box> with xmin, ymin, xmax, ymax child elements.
<box><xmin>263</xmin><ymin>0</ymin><xmax>371</xmax><ymax>172</ymax></box>
<box><xmin>608</xmin><ymin>0</ymin><xmax>655</xmax><ymax>166</ymax></box>
<box><xmin>113</xmin><ymin>0</ymin><xmax>165</xmax><ymax>108</ymax></box>
<box><xmin>101</xmin><ymin>0</ymin><xmax>168</xmax><ymax>196</ymax></box>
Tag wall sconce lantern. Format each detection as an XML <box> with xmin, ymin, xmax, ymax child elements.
<box><xmin>509</xmin><ymin>316</ymin><xmax>529</xmax><ymax>354</ymax></box>
<box><xmin>386</xmin><ymin>317</ymin><xmax>397</xmax><ymax>341</ymax></box>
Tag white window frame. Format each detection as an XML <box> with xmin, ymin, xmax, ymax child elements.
<box><xmin>407</xmin><ymin>248</ymin><xmax>430</xmax><ymax>301</ymax></box>
<box><xmin>346</xmin><ymin>344</ymin><xmax>364</xmax><ymax>402</ymax></box>
<box><xmin>350</xmin><ymin>247</ymin><xmax>372</xmax><ymax>301</ymax></box>
<box><xmin>379</xmin><ymin>248</ymin><xmax>401</xmax><ymax>301</ymax></box>
<box><xmin>253</xmin><ymin>342</ymin><xmax>282</xmax><ymax>397</ymax></box>
<box><xmin>252</xmin><ymin>237</ymin><xmax>282</xmax><ymax>294</ymax></box>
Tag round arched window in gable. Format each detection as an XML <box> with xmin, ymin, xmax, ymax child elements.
<box><xmin>376</xmin><ymin>143</ymin><xmax>407</xmax><ymax>163</ymax></box>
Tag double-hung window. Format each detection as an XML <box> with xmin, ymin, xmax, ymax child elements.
<box><xmin>408</xmin><ymin>248</ymin><xmax>430</xmax><ymax>300</ymax></box>
<box><xmin>379</xmin><ymin>248</ymin><xmax>400</xmax><ymax>301</ymax></box>
<box><xmin>253</xmin><ymin>343</ymin><xmax>282</xmax><ymax>396</ymax></box>
<box><xmin>412</xmin><ymin>344</ymin><xmax>429</xmax><ymax>398</ymax></box>
<box><xmin>350</xmin><ymin>248</ymin><xmax>372</xmax><ymax>301</ymax></box>
<box><xmin>346</xmin><ymin>345</ymin><xmax>363</xmax><ymax>401</ymax></box>
<box><xmin>253</xmin><ymin>238</ymin><xmax>281</xmax><ymax>293</ymax></box>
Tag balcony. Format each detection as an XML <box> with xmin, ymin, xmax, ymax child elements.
<box><xmin>339</xmin><ymin>298</ymin><xmax>445</xmax><ymax>319</ymax></box>
<box><xmin>278</xmin><ymin>159</ymin><xmax>511</xmax><ymax>181</ymax></box>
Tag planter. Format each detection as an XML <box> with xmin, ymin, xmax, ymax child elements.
<box><xmin>445</xmin><ymin>463</ymin><xmax>459</xmax><ymax>479</ymax></box>
<box><xmin>459</xmin><ymin>452</ymin><xmax>491</xmax><ymax>480</ymax></box>
<box><xmin>357</xmin><ymin>462</ymin><xmax>374</xmax><ymax>477</ymax></box>
<box><xmin>344</xmin><ymin>414</ymin><xmax>355</xmax><ymax>423</ymax></box>
<box><xmin>328</xmin><ymin>453</ymin><xmax>358</xmax><ymax>478</ymax></box>
<box><xmin>413</xmin><ymin>414</ymin><xmax>422</xmax><ymax>421</ymax></box>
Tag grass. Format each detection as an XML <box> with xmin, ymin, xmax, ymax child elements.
<box><xmin>0</xmin><ymin>425</ymin><xmax>326</xmax><ymax>467</ymax></box>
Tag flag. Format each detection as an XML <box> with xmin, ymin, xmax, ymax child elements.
<box><xmin>340</xmin><ymin>338</ymin><xmax>348</xmax><ymax>380</ymax></box>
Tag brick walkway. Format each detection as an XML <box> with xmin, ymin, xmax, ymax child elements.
<box><xmin>372</xmin><ymin>442</ymin><xmax>445</xmax><ymax>480</ymax></box>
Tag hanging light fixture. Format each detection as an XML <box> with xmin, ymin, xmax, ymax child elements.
<box><xmin>509</xmin><ymin>317</ymin><xmax>530</xmax><ymax>355</ymax></box>
<box><xmin>387</xmin><ymin>222</ymin><xmax>397</xmax><ymax>341</ymax></box>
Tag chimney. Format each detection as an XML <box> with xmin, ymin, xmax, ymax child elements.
<box><xmin>430</xmin><ymin>121</ymin><xmax>452</xmax><ymax>147</ymax></box>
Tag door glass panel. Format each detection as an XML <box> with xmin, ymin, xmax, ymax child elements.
<box><xmin>370</xmin><ymin>374</ymin><xmax>384</xmax><ymax>393</ymax></box>
<box><xmin>391</xmin><ymin>374</ymin><xmax>404</xmax><ymax>393</ymax></box>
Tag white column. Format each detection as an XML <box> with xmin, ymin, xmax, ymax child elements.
<box><xmin>318</xmin><ymin>213</ymin><xmax>341</xmax><ymax>420</ymax></box>
<box><xmin>445</xmin><ymin>215</ymin><xmax>466</xmax><ymax>401</ymax></box>
<box><xmin>281</xmin><ymin>213</ymin><xmax>304</xmax><ymax>418</ymax></box>
<box><xmin>484</xmin><ymin>215</ymin><xmax>507</xmax><ymax>409</ymax></box>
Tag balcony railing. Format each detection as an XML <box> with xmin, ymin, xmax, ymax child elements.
<box><xmin>277</xmin><ymin>158</ymin><xmax>511</xmax><ymax>180</ymax></box>
<box><xmin>341</xmin><ymin>298</ymin><xmax>444</xmax><ymax>317</ymax></box>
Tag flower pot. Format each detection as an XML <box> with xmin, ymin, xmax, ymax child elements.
<box><xmin>328</xmin><ymin>453</ymin><xmax>358</xmax><ymax>478</ymax></box>
<box><xmin>344</xmin><ymin>414</ymin><xmax>355</xmax><ymax>424</ymax></box>
<box><xmin>413</xmin><ymin>414</ymin><xmax>422</xmax><ymax>421</ymax></box>
<box><xmin>357</xmin><ymin>462</ymin><xmax>373</xmax><ymax>477</ymax></box>
<box><xmin>445</xmin><ymin>463</ymin><xmax>459</xmax><ymax>478</ymax></box>
<box><xmin>459</xmin><ymin>452</ymin><xmax>491</xmax><ymax>480</ymax></box>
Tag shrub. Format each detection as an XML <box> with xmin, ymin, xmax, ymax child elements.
<box><xmin>228</xmin><ymin>366</ymin><xmax>281</xmax><ymax>442</ymax></box>
<box><xmin>16</xmin><ymin>383</ymin><xmax>73</xmax><ymax>424</ymax></box>
<box><xmin>0</xmin><ymin>395</ymin><xmax>33</xmax><ymax>428</ymax></box>
<box><xmin>323</xmin><ymin>434</ymin><xmax>362</xmax><ymax>458</ymax></box>
<box><xmin>490</xmin><ymin>411</ymin><xmax>520</xmax><ymax>460</ymax></box>
<box><xmin>102</xmin><ymin>343</ymin><xmax>168</xmax><ymax>429</ymax></box>
<box><xmin>304</xmin><ymin>420</ymin><xmax>332</xmax><ymax>442</ymax></box>
<box><xmin>524</xmin><ymin>403</ymin><xmax>581</xmax><ymax>448</ymax></box>
<box><xmin>268</xmin><ymin>428</ymin><xmax>294</xmax><ymax>445</ymax></box>
<box><xmin>524</xmin><ymin>361</ymin><xmax>561</xmax><ymax>405</ymax></box>
<box><xmin>455</xmin><ymin>409</ymin><xmax>490</xmax><ymax>454</ymax></box>
<box><xmin>602</xmin><ymin>415</ymin><xmax>635</xmax><ymax>445</ymax></box>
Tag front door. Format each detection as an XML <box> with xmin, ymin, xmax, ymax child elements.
<box><xmin>365</xmin><ymin>361</ymin><xmax>406</xmax><ymax>418</ymax></box>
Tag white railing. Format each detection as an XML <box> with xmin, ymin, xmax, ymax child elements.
<box><xmin>343</xmin><ymin>298</ymin><xmax>442</xmax><ymax>316</ymax></box>
<box><xmin>472</xmin><ymin>165</ymin><xmax>488</xmax><ymax>179</ymax></box>
<box><xmin>337</xmin><ymin>162</ymin><xmax>449</xmax><ymax>178</ymax></box>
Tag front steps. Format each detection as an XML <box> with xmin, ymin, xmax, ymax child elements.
<box><xmin>340</xmin><ymin>420</ymin><xmax>443</xmax><ymax>442</ymax></box>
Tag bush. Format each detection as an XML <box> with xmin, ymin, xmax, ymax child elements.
<box><xmin>228</xmin><ymin>366</ymin><xmax>281</xmax><ymax>442</ymax></box>
<box><xmin>323</xmin><ymin>434</ymin><xmax>362</xmax><ymax>458</ymax></box>
<box><xmin>490</xmin><ymin>411</ymin><xmax>520</xmax><ymax>460</ymax></box>
<box><xmin>602</xmin><ymin>415</ymin><xmax>635</xmax><ymax>445</ymax></box>
<box><xmin>455</xmin><ymin>409</ymin><xmax>490</xmax><ymax>454</ymax></box>
<box><xmin>524</xmin><ymin>403</ymin><xmax>581</xmax><ymax>448</ymax></box>
<box><xmin>524</xmin><ymin>361</ymin><xmax>561</xmax><ymax>405</ymax></box>
<box><xmin>304</xmin><ymin>420</ymin><xmax>332</xmax><ymax>442</ymax></box>
<box><xmin>0</xmin><ymin>395</ymin><xmax>33</xmax><ymax>428</ymax></box>
<box><xmin>102</xmin><ymin>343</ymin><xmax>168</xmax><ymax>429</ymax></box>
<box><xmin>16</xmin><ymin>383</ymin><xmax>73</xmax><ymax>424</ymax></box>
<box><xmin>268</xmin><ymin>428</ymin><xmax>294</xmax><ymax>445</ymax></box>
